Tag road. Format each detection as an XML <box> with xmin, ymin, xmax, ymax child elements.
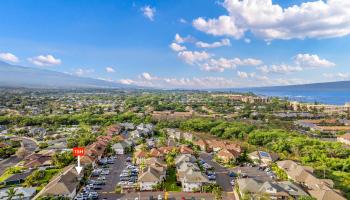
<box><xmin>100</xmin><ymin>191</ymin><xmax>215</xmax><ymax>200</ymax></box>
<box><xmin>199</xmin><ymin>153</ymin><xmax>233</xmax><ymax>192</ymax></box>
<box><xmin>0</xmin><ymin>137</ymin><xmax>38</xmax><ymax>175</ymax></box>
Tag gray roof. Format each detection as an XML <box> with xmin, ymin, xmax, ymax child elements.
<box><xmin>237</xmin><ymin>178</ymin><xmax>308</xmax><ymax>197</ymax></box>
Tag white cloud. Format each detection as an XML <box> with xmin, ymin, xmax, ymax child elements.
<box><xmin>117</xmin><ymin>73</ymin><xmax>307</xmax><ymax>89</ymax></box>
<box><xmin>257</xmin><ymin>54</ymin><xmax>335</xmax><ymax>74</ymax></box>
<box><xmin>193</xmin><ymin>0</ymin><xmax>350</xmax><ymax>40</ymax></box>
<box><xmin>201</xmin><ymin>58</ymin><xmax>236</xmax><ymax>72</ymax></box>
<box><xmin>174</xmin><ymin>33</ymin><xmax>194</xmax><ymax>44</ymax></box>
<box><xmin>244</xmin><ymin>38</ymin><xmax>251</xmax><ymax>43</ymax></box>
<box><xmin>200</xmin><ymin>57</ymin><xmax>262</xmax><ymax>72</ymax></box>
<box><xmin>74</xmin><ymin>68</ymin><xmax>94</xmax><ymax>76</ymax></box>
<box><xmin>28</xmin><ymin>55</ymin><xmax>61</xmax><ymax>66</ymax></box>
<box><xmin>233</xmin><ymin>58</ymin><xmax>263</xmax><ymax>66</ymax></box>
<box><xmin>179</xmin><ymin>18</ymin><xmax>187</xmax><ymax>24</ymax></box>
<box><xmin>258</xmin><ymin>64</ymin><xmax>303</xmax><ymax>74</ymax></box>
<box><xmin>193</xmin><ymin>16</ymin><xmax>245</xmax><ymax>39</ymax></box>
<box><xmin>295</xmin><ymin>54</ymin><xmax>335</xmax><ymax>68</ymax></box>
<box><xmin>237</xmin><ymin>71</ymin><xmax>249</xmax><ymax>78</ymax></box>
<box><xmin>141</xmin><ymin>5</ymin><xmax>156</xmax><ymax>21</ymax></box>
<box><xmin>105</xmin><ymin>67</ymin><xmax>116</xmax><ymax>73</ymax></box>
<box><xmin>323</xmin><ymin>73</ymin><xmax>350</xmax><ymax>79</ymax></box>
<box><xmin>119</xmin><ymin>79</ymin><xmax>136</xmax><ymax>85</ymax></box>
<box><xmin>196</xmin><ymin>38</ymin><xmax>231</xmax><ymax>48</ymax></box>
<box><xmin>178</xmin><ymin>51</ymin><xmax>211</xmax><ymax>65</ymax></box>
<box><xmin>140</xmin><ymin>72</ymin><xmax>154</xmax><ymax>81</ymax></box>
<box><xmin>169</xmin><ymin>43</ymin><xmax>187</xmax><ymax>52</ymax></box>
<box><xmin>0</xmin><ymin>52</ymin><xmax>19</xmax><ymax>63</ymax></box>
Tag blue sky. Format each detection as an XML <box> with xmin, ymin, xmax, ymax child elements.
<box><xmin>0</xmin><ymin>0</ymin><xmax>349</xmax><ymax>88</ymax></box>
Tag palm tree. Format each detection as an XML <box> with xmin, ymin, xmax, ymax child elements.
<box><xmin>17</xmin><ymin>192</ymin><xmax>24</xmax><ymax>200</ymax></box>
<box><xmin>4</xmin><ymin>188</ymin><xmax>17</xmax><ymax>200</ymax></box>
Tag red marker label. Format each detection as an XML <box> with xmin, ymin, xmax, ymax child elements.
<box><xmin>73</xmin><ymin>147</ymin><xmax>85</xmax><ymax>157</ymax></box>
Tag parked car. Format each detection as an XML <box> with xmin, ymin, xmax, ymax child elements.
<box><xmin>229</xmin><ymin>172</ymin><xmax>236</xmax><ymax>177</ymax></box>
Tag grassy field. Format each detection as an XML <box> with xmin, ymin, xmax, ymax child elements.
<box><xmin>164</xmin><ymin>167</ymin><xmax>181</xmax><ymax>192</ymax></box>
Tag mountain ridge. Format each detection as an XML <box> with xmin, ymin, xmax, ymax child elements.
<box><xmin>0</xmin><ymin>61</ymin><xmax>130</xmax><ymax>89</ymax></box>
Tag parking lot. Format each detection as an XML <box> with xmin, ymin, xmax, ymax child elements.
<box><xmin>199</xmin><ymin>153</ymin><xmax>233</xmax><ymax>192</ymax></box>
<box><xmin>75</xmin><ymin>154</ymin><xmax>129</xmax><ymax>200</ymax></box>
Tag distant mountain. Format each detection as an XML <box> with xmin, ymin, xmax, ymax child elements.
<box><xmin>0</xmin><ymin>61</ymin><xmax>130</xmax><ymax>89</ymax></box>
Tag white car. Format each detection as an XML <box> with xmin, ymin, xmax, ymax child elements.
<box><xmin>158</xmin><ymin>194</ymin><xmax>163</xmax><ymax>200</ymax></box>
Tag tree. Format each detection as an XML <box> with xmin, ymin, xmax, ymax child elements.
<box><xmin>15</xmin><ymin>147</ymin><xmax>27</xmax><ymax>159</ymax></box>
<box><xmin>4</xmin><ymin>188</ymin><xmax>19</xmax><ymax>200</ymax></box>
<box><xmin>52</xmin><ymin>151</ymin><xmax>74</xmax><ymax>168</ymax></box>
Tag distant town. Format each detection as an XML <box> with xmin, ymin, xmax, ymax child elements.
<box><xmin>0</xmin><ymin>88</ymin><xmax>349</xmax><ymax>200</ymax></box>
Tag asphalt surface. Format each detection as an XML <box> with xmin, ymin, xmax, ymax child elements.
<box><xmin>0</xmin><ymin>137</ymin><xmax>37</xmax><ymax>175</ymax></box>
<box><xmin>97</xmin><ymin>154</ymin><xmax>128</xmax><ymax>199</ymax></box>
<box><xmin>100</xmin><ymin>191</ymin><xmax>215</xmax><ymax>200</ymax></box>
<box><xmin>199</xmin><ymin>153</ymin><xmax>233</xmax><ymax>192</ymax></box>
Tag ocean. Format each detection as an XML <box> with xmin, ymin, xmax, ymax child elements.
<box><xmin>233</xmin><ymin>88</ymin><xmax>350</xmax><ymax>105</ymax></box>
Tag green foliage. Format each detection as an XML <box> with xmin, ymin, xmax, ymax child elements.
<box><xmin>0</xmin><ymin>146</ymin><xmax>16</xmax><ymax>159</ymax></box>
<box><xmin>248</xmin><ymin>129</ymin><xmax>288</xmax><ymax>146</ymax></box>
<box><xmin>180</xmin><ymin>118</ymin><xmax>221</xmax><ymax>132</ymax></box>
<box><xmin>52</xmin><ymin>151</ymin><xmax>74</xmax><ymax>168</ymax></box>
<box><xmin>271</xmin><ymin>163</ymin><xmax>288</xmax><ymax>181</ymax></box>
<box><xmin>67</xmin><ymin>130</ymin><xmax>96</xmax><ymax>148</ymax></box>
<box><xmin>24</xmin><ymin>169</ymin><xmax>59</xmax><ymax>187</ymax></box>
<box><xmin>38</xmin><ymin>142</ymin><xmax>49</xmax><ymax>149</ymax></box>
<box><xmin>202</xmin><ymin>184</ymin><xmax>223</xmax><ymax>200</ymax></box>
<box><xmin>164</xmin><ymin>167</ymin><xmax>181</xmax><ymax>191</ymax></box>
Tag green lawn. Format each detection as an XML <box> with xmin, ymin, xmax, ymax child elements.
<box><xmin>164</xmin><ymin>167</ymin><xmax>181</xmax><ymax>192</ymax></box>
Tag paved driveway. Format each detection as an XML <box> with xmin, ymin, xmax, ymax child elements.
<box><xmin>199</xmin><ymin>153</ymin><xmax>233</xmax><ymax>192</ymax></box>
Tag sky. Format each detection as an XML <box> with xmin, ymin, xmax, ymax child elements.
<box><xmin>0</xmin><ymin>0</ymin><xmax>349</xmax><ymax>89</ymax></box>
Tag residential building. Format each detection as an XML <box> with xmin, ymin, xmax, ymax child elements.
<box><xmin>194</xmin><ymin>139</ymin><xmax>209</xmax><ymax>152</ymax></box>
<box><xmin>179</xmin><ymin>145</ymin><xmax>194</xmax><ymax>155</ymax></box>
<box><xmin>112</xmin><ymin>141</ymin><xmax>130</xmax><ymax>154</ymax></box>
<box><xmin>138</xmin><ymin>166</ymin><xmax>166</xmax><ymax>191</ymax></box>
<box><xmin>217</xmin><ymin>149</ymin><xmax>240</xmax><ymax>163</ymax></box>
<box><xmin>337</xmin><ymin>133</ymin><xmax>350</xmax><ymax>145</ymax></box>
<box><xmin>4</xmin><ymin>170</ymin><xmax>33</xmax><ymax>185</ymax></box>
<box><xmin>181</xmin><ymin>170</ymin><xmax>209</xmax><ymax>192</ymax></box>
<box><xmin>134</xmin><ymin>150</ymin><xmax>148</xmax><ymax>165</ymax></box>
<box><xmin>37</xmin><ymin>165</ymin><xmax>81</xmax><ymax>199</ymax></box>
<box><xmin>149</xmin><ymin>148</ymin><xmax>164</xmax><ymax>158</ymax></box>
<box><xmin>236</xmin><ymin>178</ymin><xmax>308</xmax><ymax>200</ymax></box>
<box><xmin>144</xmin><ymin>157</ymin><xmax>167</xmax><ymax>168</ymax></box>
<box><xmin>277</xmin><ymin>160</ymin><xmax>346</xmax><ymax>200</ymax></box>
<box><xmin>249</xmin><ymin>151</ymin><xmax>279</xmax><ymax>165</ymax></box>
<box><xmin>175</xmin><ymin>154</ymin><xmax>196</xmax><ymax>167</ymax></box>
